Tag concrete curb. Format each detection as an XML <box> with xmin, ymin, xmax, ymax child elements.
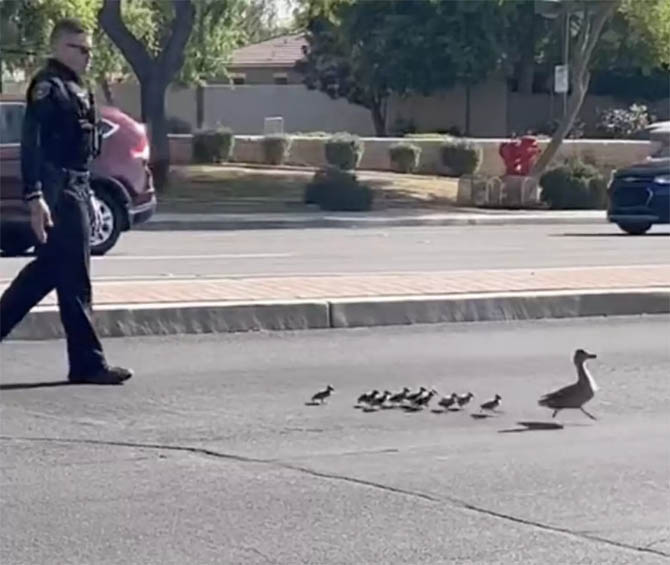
<box><xmin>140</xmin><ymin>212</ymin><xmax>607</xmax><ymax>231</ymax></box>
<box><xmin>6</xmin><ymin>288</ymin><xmax>669</xmax><ymax>341</ymax></box>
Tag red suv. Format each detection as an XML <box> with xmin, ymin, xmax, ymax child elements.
<box><xmin>0</xmin><ymin>95</ymin><xmax>156</xmax><ymax>255</ymax></box>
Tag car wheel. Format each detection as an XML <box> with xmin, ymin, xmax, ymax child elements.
<box><xmin>616</xmin><ymin>221</ymin><xmax>652</xmax><ymax>235</ymax></box>
<box><xmin>0</xmin><ymin>228</ymin><xmax>36</xmax><ymax>256</ymax></box>
<box><xmin>90</xmin><ymin>188</ymin><xmax>123</xmax><ymax>255</ymax></box>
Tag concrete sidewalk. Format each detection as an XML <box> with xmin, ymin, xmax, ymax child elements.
<box><xmin>5</xmin><ymin>265</ymin><xmax>669</xmax><ymax>340</ymax></box>
<box><xmin>141</xmin><ymin>209</ymin><xmax>607</xmax><ymax>230</ymax></box>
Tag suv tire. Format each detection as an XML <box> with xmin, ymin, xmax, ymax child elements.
<box><xmin>616</xmin><ymin>221</ymin><xmax>652</xmax><ymax>235</ymax></box>
<box><xmin>90</xmin><ymin>186</ymin><xmax>123</xmax><ymax>255</ymax></box>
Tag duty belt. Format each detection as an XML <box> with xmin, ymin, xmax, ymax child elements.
<box><xmin>63</xmin><ymin>169</ymin><xmax>90</xmax><ymax>181</ymax></box>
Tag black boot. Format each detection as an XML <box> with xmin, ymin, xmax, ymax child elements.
<box><xmin>68</xmin><ymin>366</ymin><xmax>133</xmax><ymax>385</ymax></box>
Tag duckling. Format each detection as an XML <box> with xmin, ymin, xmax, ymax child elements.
<box><xmin>369</xmin><ymin>390</ymin><xmax>391</xmax><ymax>409</ymax></box>
<box><xmin>357</xmin><ymin>389</ymin><xmax>379</xmax><ymax>405</ymax></box>
<box><xmin>311</xmin><ymin>385</ymin><xmax>334</xmax><ymax>404</ymax></box>
<box><xmin>480</xmin><ymin>394</ymin><xmax>502</xmax><ymax>413</ymax></box>
<box><xmin>413</xmin><ymin>389</ymin><xmax>437</xmax><ymax>409</ymax></box>
<box><xmin>389</xmin><ymin>387</ymin><xmax>410</xmax><ymax>404</ymax></box>
<box><xmin>406</xmin><ymin>386</ymin><xmax>427</xmax><ymax>403</ymax></box>
<box><xmin>538</xmin><ymin>349</ymin><xmax>598</xmax><ymax>420</ymax></box>
<box><xmin>438</xmin><ymin>393</ymin><xmax>458</xmax><ymax>410</ymax></box>
<box><xmin>457</xmin><ymin>392</ymin><xmax>474</xmax><ymax>408</ymax></box>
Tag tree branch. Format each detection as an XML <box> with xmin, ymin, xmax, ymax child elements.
<box><xmin>98</xmin><ymin>0</ymin><xmax>153</xmax><ymax>80</ymax></box>
<box><xmin>530</xmin><ymin>0</ymin><xmax>621</xmax><ymax>177</ymax></box>
<box><xmin>156</xmin><ymin>0</ymin><xmax>195</xmax><ymax>82</ymax></box>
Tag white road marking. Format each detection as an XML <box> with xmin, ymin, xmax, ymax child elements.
<box><xmin>94</xmin><ymin>253</ymin><xmax>293</xmax><ymax>261</ymax></box>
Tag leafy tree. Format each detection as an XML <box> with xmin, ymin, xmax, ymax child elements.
<box><xmin>530</xmin><ymin>0</ymin><xmax>620</xmax><ymax>177</ymax></box>
<box><xmin>0</xmin><ymin>0</ymin><xmax>97</xmax><ymax>87</ymax></box>
<box><xmin>99</xmin><ymin>0</ymin><xmax>195</xmax><ymax>189</ymax></box>
<box><xmin>297</xmin><ymin>0</ymin><xmax>510</xmax><ymax>136</ymax></box>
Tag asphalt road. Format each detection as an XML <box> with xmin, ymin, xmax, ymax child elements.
<box><xmin>1</xmin><ymin>316</ymin><xmax>669</xmax><ymax>564</ymax></box>
<box><xmin>0</xmin><ymin>224</ymin><xmax>669</xmax><ymax>282</ymax></box>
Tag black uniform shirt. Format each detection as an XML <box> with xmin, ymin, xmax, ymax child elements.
<box><xmin>21</xmin><ymin>58</ymin><xmax>101</xmax><ymax>202</ymax></box>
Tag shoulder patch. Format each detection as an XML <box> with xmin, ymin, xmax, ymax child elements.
<box><xmin>31</xmin><ymin>81</ymin><xmax>51</xmax><ymax>101</ymax></box>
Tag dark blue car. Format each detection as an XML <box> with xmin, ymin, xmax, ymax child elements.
<box><xmin>607</xmin><ymin>124</ymin><xmax>670</xmax><ymax>235</ymax></box>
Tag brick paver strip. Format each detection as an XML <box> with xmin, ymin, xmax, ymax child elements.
<box><xmin>6</xmin><ymin>265</ymin><xmax>669</xmax><ymax>307</ymax></box>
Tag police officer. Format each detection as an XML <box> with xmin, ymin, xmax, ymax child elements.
<box><xmin>0</xmin><ymin>19</ymin><xmax>132</xmax><ymax>385</ymax></box>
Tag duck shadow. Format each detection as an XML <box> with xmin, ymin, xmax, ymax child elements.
<box><xmin>0</xmin><ymin>380</ymin><xmax>77</xmax><ymax>391</ymax></box>
<box><xmin>555</xmin><ymin>232</ymin><xmax>670</xmax><ymax>238</ymax></box>
<box><xmin>498</xmin><ymin>421</ymin><xmax>565</xmax><ymax>433</ymax></box>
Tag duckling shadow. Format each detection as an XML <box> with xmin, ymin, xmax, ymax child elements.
<box><xmin>304</xmin><ymin>401</ymin><xmax>322</xmax><ymax>407</ymax></box>
<box><xmin>498</xmin><ymin>421</ymin><xmax>565</xmax><ymax>433</ymax></box>
<box><xmin>431</xmin><ymin>409</ymin><xmax>445</xmax><ymax>414</ymax></box>
<box><xmin>471</xmin><ymin>413</ymin><xmax>494</xmax><ymax>420</ymax></box>
<box><xmin>447</xmin><ymin>407</ymin><xmax>462</xmax><ymax>412</ymax></box>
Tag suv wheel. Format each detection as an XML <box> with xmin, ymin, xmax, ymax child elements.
<box><xmin>616</xmin><ymin>221</ymin><xmax>652</xmax><ymax>235</ymax></box>
<box><xmin>90</xmin><ymin>188</ymin><xmax>123</xmax><ymax>255</ymax></box>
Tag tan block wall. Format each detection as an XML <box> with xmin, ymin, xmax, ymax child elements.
<box><xmin>389</xmin><ymin>78</ymin><xmax>508</xmax><ymax>137</ymax></box>
<box><xmin>203</xmin><ymin>85</ymin><xmax>375</xmax><ymax>135</ymax></box>
<box><xmin>170</xmin><ymin>134</ymin><xmax>660</xmax><ymax>176</ymax></box>
<box><xmin>221</xmin><ymin>66</ymin><xmax>304</xmax><ymax>85</ymax></box>
<box><xmin>93</xmin><ymin>82</ymin><xmax>195</xmax><ymax>125</ymax></box>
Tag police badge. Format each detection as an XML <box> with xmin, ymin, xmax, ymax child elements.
<box><xmin>31</xmin><ymin>81</ymin><xmax>51</xmax><ymax>101</ymax></box>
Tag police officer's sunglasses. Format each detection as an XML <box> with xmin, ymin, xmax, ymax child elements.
<box><xmin>67</xmin><ymin>43</ymin><xmax>92</xmax><ymax>56</ymax></box>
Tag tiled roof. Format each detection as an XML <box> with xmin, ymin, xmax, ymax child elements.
<box><xmin>229</xmin><ymin>34</ymin><xmax>307</xmax><ymax>68</ymax></box>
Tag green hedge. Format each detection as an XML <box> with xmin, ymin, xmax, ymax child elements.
<box><xmin>540</xmin><ymin>160</ymin><xmax>607</xmax><ymax>209</ymax></box>
<box><xmin>193</xmin><ymin>127</ymin><xmax>234</xmax><ymax>163</ymax></box>
<box><xmin>304</xmin><ymin>167</ymin><xmax>373</xmax><ymax>211</ymax></box>
<box><xmin>261</xmin><ymin>134</ymin><xmax>292</xmax><ymax>165</ymax></box>
<box><xmin>325</xmin><ymin>133</ymin><xmax>364</xmax><ymax>170</ymax></box>
<box><xmin>440</xmin><ymin>138</ymin><xmax>482</xmax><ymax>176</ymax></box>
<box><xmin>389</xmin><ymin>142</ymin><xmax>421</xmax><ymax>173</ymax></box>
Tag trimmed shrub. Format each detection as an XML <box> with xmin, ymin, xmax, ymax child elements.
<box><xmin>389</xmin><ymin>142</ymin><xmax>421</xmax><ymax>173</ymax></box>
<box><xmin>325</xmin><ymin>133</ymin><xmax>364</xmax><ymax>170</ymax></box>
<box><xmin>193</xmin><ymin>127</ymin><xmax>234</xmax><ymax>163</ymax></box>
<box><xmin>440</xmin><ymin>138</ymin><xmax>483</xmax><ymax>176</ymax></box>
<box><xmin>262</xmin><ymin>134</ymin><xmax>292</xmax><ymax>165</ymax></box>
<box><xmin>166</xmin><ymin>116</ymin><xmax>192</xmax><ymax>134</ymax></box>
<box><xmin>540</xmin><ymin>160</ymin><xmax>607</xmax><ymax>210</ymax></box>
<box><xmin>304</xmin><ymin>167</ymin><xmax>373</xmax><ymax>211</ymax></box>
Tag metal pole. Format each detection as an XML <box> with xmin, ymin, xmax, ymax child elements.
<box><xmin>563</xmin><ymin>6</ymin><xmax>569</xmax><ymax>117</ymax></box>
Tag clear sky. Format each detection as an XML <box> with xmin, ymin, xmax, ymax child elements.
<box><xmin>275</xmin><ymin>0</ymin><xmax>295</xmax><ymax>25</ymax></box>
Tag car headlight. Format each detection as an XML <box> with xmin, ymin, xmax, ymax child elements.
<box><xmin>653</xmin><ymin>174</ymin><xmax>670</xmax><ymax>184</ymax></box>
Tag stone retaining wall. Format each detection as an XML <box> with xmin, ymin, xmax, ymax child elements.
<box><xmin>169</xmin><ymin>134</ymin><xmax>661</xmax><ymax>176</ymax></box>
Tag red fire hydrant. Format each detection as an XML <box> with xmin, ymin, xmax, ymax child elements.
<box><xmin>499</xmin><ymin>136</ymin><xmax>540</xmax><ymax>175</ymax></box>
<box><xmin>499</xmin><ymin>140</ymin><xmax>519</xmax><ymax>175</ymax></box>
<box><xmin>517</xmin><ymin>136</ymin><xmax>541</xmax><ymax>175</ymax></box>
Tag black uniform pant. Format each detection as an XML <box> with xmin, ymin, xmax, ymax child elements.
<box><xmin>0</xmin><ymin>182</ymin><xmax>107</xmax><ymax>377</ymax></box>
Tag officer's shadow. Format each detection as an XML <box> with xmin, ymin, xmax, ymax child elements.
<box><xmin>0</xmin><ymin>380</ymin><xmax>78</xmax><ymax>391</ymax></box>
